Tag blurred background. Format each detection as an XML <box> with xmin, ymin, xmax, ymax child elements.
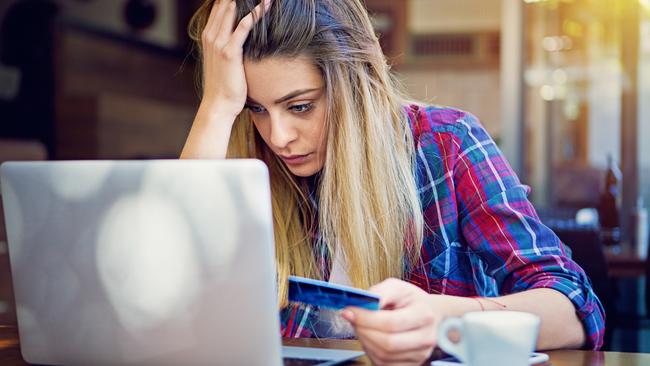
<box><xmin>0</xmin><ymin>0</ymin><xmax>648</xmax><ymax>352</ymax></box>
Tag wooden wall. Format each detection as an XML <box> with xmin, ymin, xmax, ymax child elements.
<box><xmin>54</xmin><ymin>25</ymin><xmax>198</xmax><ymax>160</ymax></box>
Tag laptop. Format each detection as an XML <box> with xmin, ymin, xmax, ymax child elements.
<box><xmin>0</xmin><ymin>160</ymin><xmax>364</xmax><ymax>366</ymax></box>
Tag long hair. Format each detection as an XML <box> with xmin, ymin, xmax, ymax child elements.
<box><xmin>189</xmin><ymin>0</ymin><xmax>424</xmax><ymax>306</ymax></box>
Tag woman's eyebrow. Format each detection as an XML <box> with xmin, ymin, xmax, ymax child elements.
<box><xmin>273</xmin><ymin>88</ymin><xmax>322</xmax><ymax>104</ymax></box>
<box><xmin>246</xmin><ymin>87</ymin><xmax>323</xmax><ymax>106</ymax></box>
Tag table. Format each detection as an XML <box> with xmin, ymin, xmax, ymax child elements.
<box><xmin>284</xmin><ymin>338</ymin><xmax>650</xmax><ymax>366</ymax></box>
<box><xmin>1</xmin><ymin>326</ymin><xmax>649</xmax><ymax>366</ymax></box>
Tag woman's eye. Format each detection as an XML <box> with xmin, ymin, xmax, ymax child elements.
<box><xmin>289</xmin><ymin>103</ymin><xmax>314</xmax><ymax>113</ymax></box>
<box><xmin>246</xmin><ymin>104</ymin><xmax>266</xmax><ymax>114</ymax></box>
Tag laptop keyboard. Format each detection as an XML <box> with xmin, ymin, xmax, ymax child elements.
<box><xmin>283</xmin><ymin>358</ymin><xmax>331</xmax><ymax>366</ymax></box>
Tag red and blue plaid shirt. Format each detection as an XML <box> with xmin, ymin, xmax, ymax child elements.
<box><xmin>280</xmin><ymin>105</ymin><xmax>605</xmax><ymax>350</ymax></box>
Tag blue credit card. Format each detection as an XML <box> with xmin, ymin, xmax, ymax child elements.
<box><xmin>288</xmin><ymin>275</ymin><xmax>381</xmax><ymax>311</ymax></box>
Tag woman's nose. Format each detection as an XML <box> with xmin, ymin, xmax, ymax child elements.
<box><xmin>269</xmin><ymin>115</ymin><xmax>297</xmax><ymax>148</ymax></box>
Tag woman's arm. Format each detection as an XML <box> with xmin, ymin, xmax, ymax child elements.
<box><xmin>449</xmin><ymin>111</ymin><xmax>604</xmax><ymax>350</ymax></box>
<box><xmin>479</xmin><ymin>288</ymin><xmax>586</xmax><ymax>349</ymax></box>
<box><xmin>343</xmin><ymin>109</ymin><xmax>602</xmax><ymax>365</ymax></box>
<box><xmin>180</xmin><ymin>0</ymin><xmax>271</xmax><ymax>159</ymax></box>
<box><xmin>180</xmin><ymin>103</ymin><xmax>238</xmax><ymax>159</ymax></box>
<box><xmin>343</xmin><ymin>280</ymin><xmax>585</xmax><ymax>365</ymax></box>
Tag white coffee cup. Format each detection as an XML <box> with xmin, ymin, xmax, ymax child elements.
<box><xmin>437</xmin><ymin>311</ymin><xmax>541</xmax><ymax>366</ymax></box>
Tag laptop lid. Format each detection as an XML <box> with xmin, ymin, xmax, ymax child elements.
<box><xmin>1</xmin><ymin>159</ymin><xmax>285</xmax><ymax>365</ymax></box>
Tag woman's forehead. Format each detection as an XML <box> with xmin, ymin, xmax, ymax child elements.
<box><xmin>244</xmin><ymin>56</ymin><xmax>324</xmax><ymax>102</ymax></box>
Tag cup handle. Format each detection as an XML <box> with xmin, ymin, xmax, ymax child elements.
<box><xmin>437</xmin><ymin>317</ymin><xmax>465</xmax><ymax>362</ymax></box>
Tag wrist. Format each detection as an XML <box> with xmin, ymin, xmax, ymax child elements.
<box><xmin>428</xmin><ymin>294</ymin><xmax>482</xmax><ymax>319</ymax></box>
<box><xmin>182</xmin><ymin>101</ymin><xmax>241</xmax><ymax>159</ymax></box>
<box><xmin>198</xmin><ymin>99</ymin><xmax>243</xmax><ymax>122</ymax></box>
<box><xmin>450</xmin><ymin>296</ymin><xmax>485</xmax><ymax>317</ymax></box>
<box><xmin>429</xmin><ymin>295</ymin><xmax>495</xmax><ymax>319</ymax></box>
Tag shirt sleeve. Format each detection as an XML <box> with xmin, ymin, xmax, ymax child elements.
<box><xmin>451</xmin><ymin>111</ymin><xmax>606</xmax><ymax>350</ymax></box>
<box><xmin>280</xmin><ymin>303</ymin><xmax>315</xmax><ymax>338</ymax></box>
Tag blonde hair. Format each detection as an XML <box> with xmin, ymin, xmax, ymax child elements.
<box><xmin>189</xmin><ymin>0</ymin><xmax>424</xmax><ymax>306</ymax></box>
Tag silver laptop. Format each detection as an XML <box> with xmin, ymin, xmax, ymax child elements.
<box><xmin>0</xmin><ymin>160</ymin><xmax>363</xmax><ymax>366</ymax></box>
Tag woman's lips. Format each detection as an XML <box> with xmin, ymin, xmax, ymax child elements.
<box><xmin>280</xmin><ymin>153</ymin><xmax>311</xmax><ymax>165</ymax></box>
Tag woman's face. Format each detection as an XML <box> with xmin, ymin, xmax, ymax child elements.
<box><xmin>244</xmin><ymin>56</ymin><xmax>328</xmax><ymax>177</ymax></box>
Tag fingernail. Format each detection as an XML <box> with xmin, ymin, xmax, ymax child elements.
<box><xmin>342</xmin><ymin>310</ymin><xmax>355</xmax><ymax>322</ymax></box>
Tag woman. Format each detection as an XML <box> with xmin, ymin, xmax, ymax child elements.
<box><xmin>181</xmin><ymin>0</ymin><xmax>605</xmax><ymax>364</ymax></box>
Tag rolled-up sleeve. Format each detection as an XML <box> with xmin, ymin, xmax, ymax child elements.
<box><xmin>453</xmin><ymin>112</ymin><xmax>605</xmax><ymax>350</ymax></box>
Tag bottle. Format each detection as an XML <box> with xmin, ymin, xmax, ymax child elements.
<box><xmin>598</xmin><ymin>154</ymin><xmax>621</xmax><ymax>246</ymax></box>
<box><xmin>633</xmin><ymin>197</ymin><xmax>649</xmax><ymax>259</ymax></box>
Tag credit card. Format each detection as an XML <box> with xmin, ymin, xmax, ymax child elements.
<box><xmin>288</xmin><ymin>275</ymin><xmax>381</xmax><ymax>311</ymax></box>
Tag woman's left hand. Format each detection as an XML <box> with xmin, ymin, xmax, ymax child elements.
<box><xmin>341</xmin><ymin>278</ymin><xmax>449</xmax><ymax>366</ymax></box>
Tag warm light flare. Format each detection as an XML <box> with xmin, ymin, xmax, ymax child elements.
<box><xmin>49</xmin><ymin>163</ymin><xmax>111</xmax><ymax>201</ymax></box>
<box><xmin>523</xmin><ymin>0</ymin><xmax>570</xmax><ymax>4</ymax></box>
<box><xmin>139</xmin><ymin>164</ymin><xmax>241</xmax><ymax>275</ymax></box>
<box><xmin>97</xmin><ymin>194</ymin><xmax>201</xmax><ymax>333</ymax></box>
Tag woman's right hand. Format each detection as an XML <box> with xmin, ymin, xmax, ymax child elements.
<box><xmin>200</xmin><ymin>0</ymin><xmax>271</xmax><ymax>119</ymax></box>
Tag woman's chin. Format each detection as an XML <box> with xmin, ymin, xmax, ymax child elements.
<box><xmin>286</xmin><ymin>164</ymin><xmax>320</xmax><ymax>177</ymax></box>
<box><xmin>279</xmin><ymin>153</ymin><xmax>324</xmax><ymax>177</ymax></box>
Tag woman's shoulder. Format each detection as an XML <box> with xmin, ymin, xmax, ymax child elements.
<box><xmin>404</xmin><ymin>103</ymin><xmax>485</xmax><ymax>142</ymax></box>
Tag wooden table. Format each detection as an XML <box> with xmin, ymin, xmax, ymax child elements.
<box><xmin>1</xmin><ymin>326</ymin><xmax>649</xmax><ymax>366</ymax></box>
<box><xmin>284</xmin><ymin>338</ymin><xmax>650</xmax><ymax>366</ymax></box>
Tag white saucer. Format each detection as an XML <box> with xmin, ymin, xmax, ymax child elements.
<box><xmin>431</xmin><ymin>352</ymin><xmax>550</xmax><ymax>366</ymax></box>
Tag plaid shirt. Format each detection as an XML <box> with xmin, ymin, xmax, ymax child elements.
<box><xmin>280</xmin><ymin>105</ymin><xmax>605</xmax><ymax>350</ymax></box>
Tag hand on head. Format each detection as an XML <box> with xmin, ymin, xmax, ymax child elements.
<box><xmin>200</xmin><ymin>0</ymin><xmax>271</xmax><ymax>119</ymax></box>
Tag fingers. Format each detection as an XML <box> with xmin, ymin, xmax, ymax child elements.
<box><xmin>215</xmin><ymin>0</ymin><xmax>238</xmax><ymax>46</ymax></box>
<box><xmin>344</xmin><ymin>305</ymin><xmax>435</xmax><ymax>333</ymax></box>
<box><xmin>204</xmin><ymin>0</ymin><xmax>231</xmax><ymax>39</ymax></box>
<box><xmin>369</xmin><ymin>278</ymin><xmax>418</xmax><ymax>309</ymax></box>
<box><xmin>341</xmin><ymin>282</ymin><xmax>438</xmax><ymax>365</ymax></box>
<box><xmin>204</xmin><ymin>0</ymin><xmax>221</xmax><ymax>32</ymax></box>
<box><xmin>228</xmin><ymin>0</ymin><xmax>272</xmax><ymax>49</ymax></box>
<box><xmin>356</xmin><ymin>326</ymin><xmax>436</xmax><ymax>364</ymax></box>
